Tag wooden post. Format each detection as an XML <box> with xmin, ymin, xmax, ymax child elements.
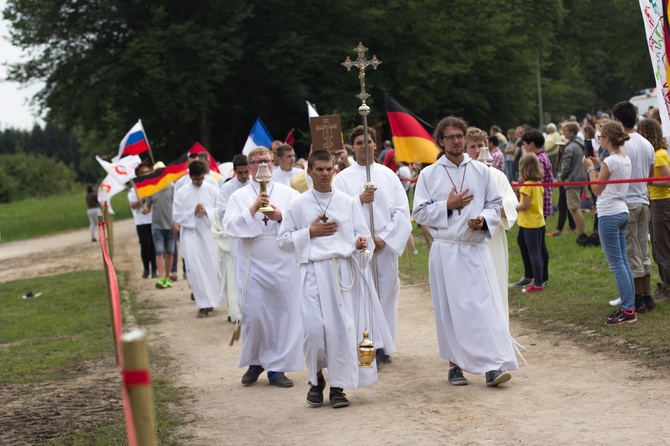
<box><xmin>122</xmin><ymin>329</ymin><xmax>157</xmax><ymax>446</ymax></box>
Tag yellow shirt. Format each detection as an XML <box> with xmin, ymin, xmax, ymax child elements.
<box><xmin>649</xmin><ymin>149</ymin><xmax>670</xmax><ymax>201</ymax></box>
<box><xmin>518</xmin><ymin>181</ymin><xmax>546</xmax><ymax>228</ymax></box>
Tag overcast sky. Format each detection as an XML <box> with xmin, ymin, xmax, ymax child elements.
<box><xmin>0</xmin><ymin>0</ymin><xmax>45</xmax><ymax>130</ymax></box>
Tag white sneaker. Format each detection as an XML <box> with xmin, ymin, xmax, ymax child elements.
<box><xmin>609</xmin><ymin>298</ymin><xmax>621</xmax><ymax>307</ymax></box>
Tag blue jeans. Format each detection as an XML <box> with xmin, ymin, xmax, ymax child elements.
<box><xmin>598</xmin><ymin>213</ymin><xmax>634</xmax><ymax>311</ymax></box>
<box><xmin>505</xmin><ymin>159</ymin><xmax>516</xmax><ymax>182</ymax></box>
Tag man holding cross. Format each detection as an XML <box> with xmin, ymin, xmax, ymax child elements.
<box><xmin>332</xmin><ymin>125</ymin><xmax>411</xmax><ymax>363</ymax></box>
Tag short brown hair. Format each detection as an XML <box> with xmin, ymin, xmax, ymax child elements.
<box><xmin>349</xmin><ymin>125</ymin><xmax>376</xmax><ymax>146</ymax></box>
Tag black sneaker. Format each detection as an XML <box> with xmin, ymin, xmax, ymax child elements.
<box><xmin>376</xmin><ymin>348</ymin><xmax>392</xmax><ymax>364</ymax></box>
<box><xmin>306</xmin><ymin>378</ymin><xmax>326</xmax><ymax>406</ymax></box>
<box><xmin>635</xmin><ymin>297</ymin><xmax>648</xmax><ymax>314</ymax></box>
<box><xmin>485</xmin><ymin>370</ymin><xmax>511</xmax><ymax>387</ymax></box>
<box><xmin>606</xmin><ymin>308</ymin><xmax>637</xmax><ymax>325</ymax></box>
<box><xmin>642</xmin><ymin>294</ymin><xmax>657</xmax><ymax>312</ymax></box>
<box><xmin>448</xmin><ymin>366</ymin><xmax>469</xmax><ymax>386</ymax></box>
<box><xmin>241</xmin><ymin>366</ymin><xmax>264</xmax><ymax>386</ymax></box>
<box><xmin>268</xmin><ymin>373</ymin><xmax>293</xmax><ymax>388</ymax></box>
<box><xmin>329</xmin><ymin>387</ymin><xmax>349</xmax><ymax>408</ymax></box>
<box><xmin>513</xmin><ymin>277</ymin><xmax>532</xmax><ymax>287</ymax></box>
<box><xmin>142</xmin><ymin>270</ymin><xmax>149</xmax><ymax>279</ymax></box>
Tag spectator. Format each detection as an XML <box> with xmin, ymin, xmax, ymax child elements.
<box><xmin>85</xmin><ymin>184</ymin><xmax>101</xmax><ymax>242</ymax></box>
<box><xmin>556</xmin><ymin>122</ymin><xmax>588</xmax><ymax>242</ymax></box>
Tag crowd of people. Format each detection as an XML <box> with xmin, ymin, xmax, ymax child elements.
<box><xmin>107</xmin><ymin>99</ymin><xmax>669</xmax><ymax>408</ymax></box>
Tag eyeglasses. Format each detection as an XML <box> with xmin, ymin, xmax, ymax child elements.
<box><xmin>597</xmin><ymin>135</ymin><xmax>606</xmax><ymax>140</ymax></box>
<box><xmin>442</xmin><ymin>134</ymin><xmax>465</xmax><ymax>142</ymax></box>
<box><xmin>250</xmin><ymin>159</ymin><xmax>272</xmax><ymax>165</ymax></box>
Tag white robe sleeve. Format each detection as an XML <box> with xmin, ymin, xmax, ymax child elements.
<box><xmin>173</xmin><ymin>188</ymin><xmax>197</xmax><ymax>229</ymax></box>
<box><xmin>376</xmin><ymin>173</ymin><xmax>412</xmax><ymax>257</ymax></box>
<box><xmin>351</xmin><ymin>199</ymin><xmax>373</xmax><ymax>267</ymax></box>
<box><xmin>480</xmin><ymin>170</ymin><xmax>502</xmax><ymax>239</ymax></box>
<box><xmin>412</xmin><ymin>168</ymin><xmax>449</xmax><ymax>227</ymax></box>
<box><xmin>493</xmin><ymin>169</ymin><xmax>518</xmax><ymax>231</ymax></box>
<box><xmin>223</xmin><ymin>192</ymin><xmax>263</xmax><ymax>238</ymax></box>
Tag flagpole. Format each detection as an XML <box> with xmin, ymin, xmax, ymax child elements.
<box><xmin>129</xmin><ymin>179</ymin><xmax>147</xmax><ymax>211</ymax></box>
<box><xmin>343</xmin><ymin>42</ymin><xmax>382</xmax><ymax>294</ymax></box>
<box><xmin>139</xmin><ymin>119</ymin><xmax>156</xmax><ymax>166</ymax></box>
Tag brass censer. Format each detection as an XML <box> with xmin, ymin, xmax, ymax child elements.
<box><xmin>357</xmin><ymin>330</ymin><xmax>375</xmax><ymax>368</ymax></box>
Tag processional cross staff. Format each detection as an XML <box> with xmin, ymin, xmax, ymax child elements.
<box><xmin>342</xmin><ymin>42</ymin><xmax>382</xmax><ymax>294</ymax></box>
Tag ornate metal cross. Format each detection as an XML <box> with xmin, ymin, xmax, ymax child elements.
<box><xmin>342</xmin><ymin>42</ymin><xmax>382</xmax><ymax>104</ymax></box>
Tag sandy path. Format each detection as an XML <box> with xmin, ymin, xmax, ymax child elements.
<box><xmin>2</xmin><ymin>219</ymin><xmax>670</xmax><ymax>445</ymax></box>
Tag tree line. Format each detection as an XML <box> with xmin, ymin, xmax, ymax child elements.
<box><xmin>2</xmin><ymin>0</ymin><xmax>654</xmax><ymax>173</ymax></box>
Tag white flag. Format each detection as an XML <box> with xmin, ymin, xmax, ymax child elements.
<box><xmin>96</xmin><ymin>155</ymin><xmax>142</xmax><ymax>186</ymax></box>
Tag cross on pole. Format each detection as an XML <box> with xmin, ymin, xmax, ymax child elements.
<box><xmin>342</xmin><ymin>42</ymin><xmax>382</xmax><ymax>104</ymax></box>
<box><xmin>342</xmin><ymin>42</ymin><xmax>382</xmax><ymax>295</ymax></box>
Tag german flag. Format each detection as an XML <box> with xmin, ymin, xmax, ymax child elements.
<box><xmin>134</xmin><ymin>153</ymin><xmax>188</xmax><ymax>198</ymax></box>
<box><xmin>385</xmin><ymin>93</ymin><xmax>439</xmax><ymax>164</ymax></box>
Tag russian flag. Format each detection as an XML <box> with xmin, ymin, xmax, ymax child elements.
<box><xmin>242</xmin><ymin>118</ymin><xmax>273</xmax><ymax>155</ymax></box>
<box><xmin>114</xmin><ymin>120</ymin><xmax>151</xmax><ymax>161</ymax></box>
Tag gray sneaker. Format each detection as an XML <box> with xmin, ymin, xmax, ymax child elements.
<box><xmin>448</xmin><ymin>366</ymin><xmax>469</xmax><ymax>386</ymax></box>
<box><xmin>485</xmin><ymin>370</ymin><xmax>511</xmax><ymax>387</ymax></box>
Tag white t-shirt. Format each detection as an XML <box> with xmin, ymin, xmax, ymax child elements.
<box><xmin>624</xmin><ymin>132</ymin><xmax>654</xmax><ymax>205</ymax></box>
<box><xmin>398</xmin><ymin>165</ymin><xmax>412</xmax><ymax>192</ymax></box>
<box><xmin>128</xmin><ymin>189</ymin><xmax>152</xmax><ymax>225</ymax></box>
<box><xmin>597</xmin><ymin>153</ymin><xmax>631</xmax><ymax>217</ymax></box>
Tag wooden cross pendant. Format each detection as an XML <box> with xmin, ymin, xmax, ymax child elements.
<box><xmin>262</xmin><ymin>214</ymin><xmax>269</xmax><ymax>225</ymax></box>
<box><xmin>320</xmin><ymin>215</ymin><xmax>329</xmax><ymax>223</ymax></box>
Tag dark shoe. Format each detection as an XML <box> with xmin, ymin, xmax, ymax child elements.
<box><xmin>576</xmin><ymin>233</ymin><xmax>589</xmax><ymax>246</ymax></box>
<box><xmin>642</xmin><ymin>294</ymin><xmax>656</xmax><ymax>312</ymax></box>
<box><xmin>513</xmin><ymin>277</ymin><xmax>532</xmax><ymax>287</ymax></box>
<box><xmin>448</xmin><ymin>366</ymin><xmax>469</xmax><ymax>386</ymax></box>
<box><xmin>197</xmin><ymin>308</ymin><xmax>207</xmax><ymax>318</ymax></box>
<box><xmin>269</xmin><ymin>373</ymin><xmax>294</xmax><ymax>388</ymax></box>
<box><xmin>635</xmin><ymin>297</ymin><xmax>648</xmax><ymax>314</ymax></box>
<box><xmin>376</xmin><ymin>348</ymin><xmax>392</xmax><ymax>364</ymax></box>
<box><xmin>169</xmin><ymin>273</ymin><xmax>178</xmax><ymax>282</ymax></box>
<box><xmin>486</xmin><ymin>370</ymin><xmax>511</xmax><ymax>387</ymax></box>
<box><xmin>191</xmin><ymin>293</ymin><xmax>195</xmax><ymax>301</ymax></box>
<box><xmin>307</xmin><ymin>378</ymin><xmax>326</xmax><ymax>406</ymax></box>
<box><xmin>151</xmin><ymin>271</ymin><xmax>159</xmax><ymax>278</ymax></box>
<box><xmin>142</xmin><ymin>270</ymin><xmax>149</xmax><ymax>279</ymax></box>
<box><xmin>329</xmin><ymin>387</ymin><xmax>349</xmax><ymax>408</ymax></box>
<box><xmin>607</xmin><ymin>308</ymin><xmax>637</xmax><ymax>325</ymax></box>
<box><xmin>241</xmin><ymin>366</ymin><xmax>264</xmax><ymax>386</ymax></box>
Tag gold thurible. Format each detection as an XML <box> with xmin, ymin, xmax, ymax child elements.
<box><xmin>357</xmin><ymin>330</ymin><xmax>375</xmax><ymax>368</ymax></box>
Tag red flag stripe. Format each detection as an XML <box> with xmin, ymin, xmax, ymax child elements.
<box><xmin>387</xmin><ymin>111</ymin><xmax>434</xmax><ymax>140</ymax></box>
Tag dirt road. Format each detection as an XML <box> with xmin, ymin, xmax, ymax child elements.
<box><xmin>2</xmin><ymin>219</ymin><xmax>670</xmax><ymax>445</ymax></box>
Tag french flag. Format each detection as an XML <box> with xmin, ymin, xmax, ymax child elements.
<box><xmin>114</xmin><ymin>120</ymin><xmax>151</xmax><ymax>162</ymax></box>
<box><xmin>242</xmin><ymin>118</ymin><xmax>273</xmax><ymax>155</ymax></box>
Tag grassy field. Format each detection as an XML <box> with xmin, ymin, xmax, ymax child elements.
<box><xmin>0</xmin><ymin>188</ymin><xmax>132</xmax><ymax>242</ymax></box>
<box><xmin>0</xmin><ymin>270</ymin><xmax>183</xmax><ymax>445</ymax></box>
<box><xmin>399</xmin><ymin>210</ymin><xmax>670</xmax><ymax>369</ymax></box>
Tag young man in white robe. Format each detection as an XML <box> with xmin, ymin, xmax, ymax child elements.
<box><xmin>212</xmin><ymin>155</ymin><xmax>250</xmax><ymax>323</ymax></box>
<box><xmin>278</xmin><ymin>150</ymin><xmax>395</xmax><ymax>408</ymax></box>
<box><xmin>332</xmin><ymin>125</ymin><xmax>412</xmax><ymax>363</ymax></box>
<box><xmin>223</xmin><ymin>146</ymin><xmax>303</xmax><ymax>388</ymax></box>
<box><xmin>465</xmin><ymin>127</ymin><xmax>519</xmax><ymax>325</ymax></box>
<box><xmin>413</xmin><ymin>116</ymin><xmax>518</xmax><ymax>387</ymax></box>
<box><xmin>272</xmin><ymin>144</ymin><xmax>302</xmax><ymax>186</ymax></box>
<box><xmin>172</xmin><ymin>161</ymin><xmax>222</xmax><ymax>318</ymax></box>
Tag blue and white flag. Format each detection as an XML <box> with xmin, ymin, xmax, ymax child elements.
<box><xmin>242</xmin><ymin>118</ymin><xmax>273</xmax><ymax>155</ymax></box>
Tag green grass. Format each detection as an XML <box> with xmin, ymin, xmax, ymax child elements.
<box><xmin>0</xmin><ymin>188</ymin><xmax>132</xmax><ymax>242</ymax></box>
<box><xmin>0</xmin><ymin>270</ymin><xmax>115</xmax><ymax>384</ymax></box>
<box><xmin>399</xmin><ymin>210</ymin><xmax>670</xmax><ymax>368</ymax></box>
<box><xmin>0</xmin><ymin>270</ymin><xmax>185</xmax><ymax>445</ymax></box>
